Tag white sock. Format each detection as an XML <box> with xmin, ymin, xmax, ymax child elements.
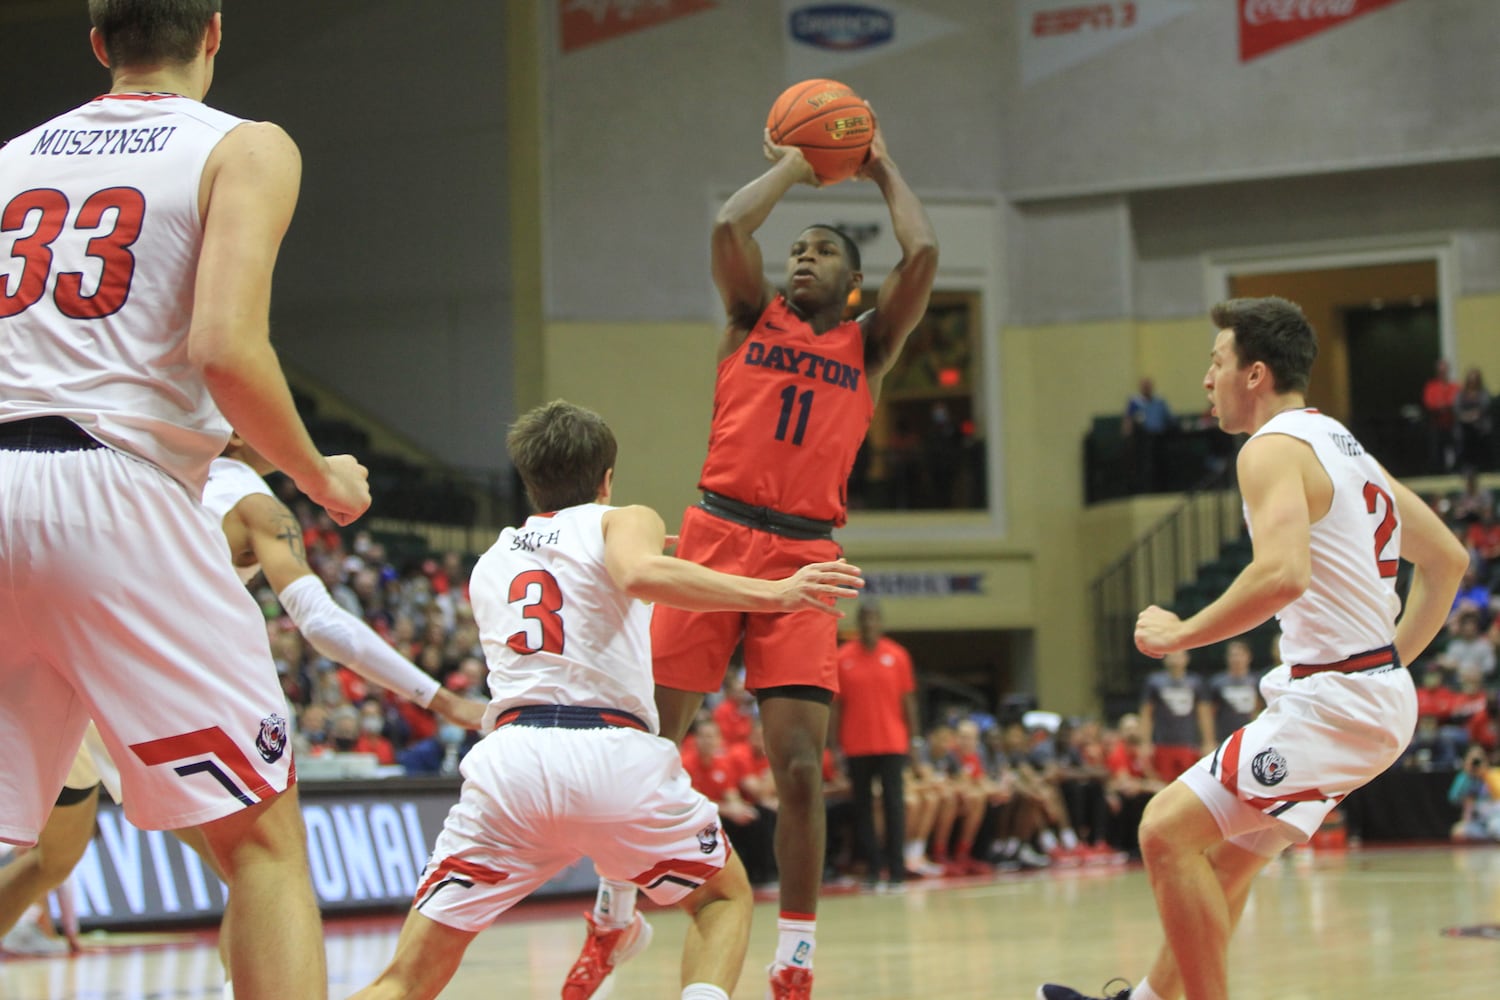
<box><xmin>774</xmin><ymin>915</ymin><xmax>816</xmax><ymax>969</ymax></box>
<box><xmin>1133</xmin><ymin>978</ymin><xmax>1165</xmax><ymax>1000</ymax></box>
<box><xmin>222</xmin><ymin>982</ymin><xmax>234</xmax><ymax>1000</ymax></box>
<box><xmin>593</xmin><ymin>878</ymin><xmax>637</xmax><ymax>930</ymax></box>
<box><xmin>1060</xmin><ymin>828</ymin><xmax>1079</xmax><ymax>850</ymax></box>
<box><xmin>681</xmin><ymin>984</ymin><xmax>729</xmax><ymax>1000</ymax></box>
<box><xmin>1038</xmin><ymin>829</ymin><xmax>1059</xmax><ymax>852</ymax></box>
<box><xmin>904</xmin><ymin>839</ymin><xmax>924</xmax><ymax>861</ymax></box>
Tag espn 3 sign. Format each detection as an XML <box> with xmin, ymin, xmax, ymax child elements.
<box><xmin>1239</xmin><ymin>0</ymin><xmax>1409</xmax><ymax>62</ymax></box>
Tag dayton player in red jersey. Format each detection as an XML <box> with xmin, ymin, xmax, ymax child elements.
<box><xmin>564</xmin><ymin>123</ymin><xmax>936</xmax><ymax>1000</ymax></box>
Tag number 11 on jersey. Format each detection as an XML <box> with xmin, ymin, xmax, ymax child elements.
<box><xmin>775</xmin><ymin>385</ymin><xmax>813</xmax><ymax>446</ymax></box>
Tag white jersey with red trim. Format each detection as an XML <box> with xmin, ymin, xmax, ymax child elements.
<box><xmin>0</xmin><ymin>94</ymin><xmax>249</xmax><ymax>494</ymax></box>
<box><xmin>201</xmin><ymin>456</ymin><xmax>276</xmax><ymax>582</ymax></box>
<box><xmin>470</xmin><ymin>504</ymin><xmax>658</xmax><ymax>733</ymax></box>
<box><xmin>1246</xmin><ymin>408</ymin><xmax>1401</xmax><ymax>665</ymax></box>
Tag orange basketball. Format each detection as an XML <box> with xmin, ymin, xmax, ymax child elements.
<box><xmin>766</xmin><ymin>78</ymin><xmax>873</xmax><ymax>185</ymax></box>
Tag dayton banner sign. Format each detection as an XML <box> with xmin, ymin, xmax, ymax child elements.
<box><xmin>1238</xmin><ymin>0</ymin><xmax>1409</xmax><ymax>62</ymax></box>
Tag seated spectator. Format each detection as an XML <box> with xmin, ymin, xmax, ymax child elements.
<box><xmin>1454</xmin><ymin>367</ymin><xmax>1493</xmax><ymax>470</ymax></box>
<box><xmin>994</xmin><ymin>721</ymin><xmax>1075</xmax><ymax>865</ymax></box>
<box><xmin>1449</xmin><ymin>745</ymin><xmax>1500</xmax><ymax>842</ymax></box>
<box><xmin>1468</xmin><ymin>691</ymin><xmax>1499</xmax><ymax>754</ymax></box>
<box><xmin>1468</xmin><ymin>506</ymin><xmax>1500</xmax><ymax>587</ymax></box>
<box><xmin>354</xmin><ymin>698</ymin><xmax>397</xmax><ymax>765</ymax></box>
<box><xmin>1050</xmin><ymin>720</ymin><xmax>1115</xmax><ymax>857</ymax></box>
<box><xmin>713</xmin><ymin>670</ymin><xmax>756</xmax><ymax>750</ymax></box>
<box><xmin>1104</xmin><ymin>713</ymin><xmax>1165</xmax><ymax>859</ymax></box>
<box><xmin>920</xmin><ymin>723</ymin><xmax>982</xmax><ymax>875</ymax></box>
<box><xmin>1408</xmin><ymin>663</ymin><xmax>1463</xmax><ymax>769</ymax></box>
<box><xmin>1439</xmin><ymin>609</ymin><xmax>1496</xmax><ymax>680</ymax></box>
<box><xmin>1448</xmin><ymin>572</ymin><xmax>1494</xmax><ymax>631</ymax></box>
<box><xmin>1450</xmin><ymin>470</ymin><xmax>1494</xmax><ymax>525</ymax></box>
<box><xmin>685</xmin><ymin>719</ymin><xmax>775</xmax><ymax>886</ymax></box>
<box><xmin>296</xmin><ymin>704</ymin><xmax>332</xmax><ymax>758</ymax></box>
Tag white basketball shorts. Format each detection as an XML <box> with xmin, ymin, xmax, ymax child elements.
<box><xmin>0</xmin><ymin>446</ymin><xmax>292</xmax><ymax>845</ymax></box>
<box><xmin>1181</xmin><ymin>661</ymin><xmax>1416</xmax><ymax>854</ymax></box>
<box><xmin>413</xmin><ymin>724</ymin><xmax>730</xmax><ymax>933</ymax></box>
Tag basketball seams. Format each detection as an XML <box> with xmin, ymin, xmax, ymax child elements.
<box><xmin>769</xmin><ymin>78</ymin><xmax>842</xmax><ymax>138</ymax></box>
<box><xmin>778</xmin><ymin>103</ymin><xmax>871</xmax><ymax>149</ymax></box>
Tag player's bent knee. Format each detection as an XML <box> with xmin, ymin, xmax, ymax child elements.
<box><xmin>680</xmin><ymin>852</ymin><xmax>751</xmax><ymax>916</ymax></box>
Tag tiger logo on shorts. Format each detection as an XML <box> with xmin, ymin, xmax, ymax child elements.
<box><xmin>1251</xmin><ymin>747</ymin><xmax>1288</xmax><ymax>787</ymax></box>
<box><xmin>256</xmin><ymin>714</ymin><xmax>288</xmax><ymax>763</ymax></box>
<box><xmin>697</xmin><ymin>822</ymin><xmax>720</xmax><ymax>854</ymax></box>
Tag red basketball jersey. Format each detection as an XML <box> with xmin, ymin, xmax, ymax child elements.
<box><xmin>697</xmin><ymin>296</ymin><xmax>873</xmax><ymax>525</ymax></box>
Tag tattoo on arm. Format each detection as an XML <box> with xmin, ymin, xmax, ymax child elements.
<box><xmin>270</xmin><ymin>507</ymin><xmax>310</xmax><ymax>568</ymax></box>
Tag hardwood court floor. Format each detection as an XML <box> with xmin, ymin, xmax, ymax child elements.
<box><xmin>2</xmin><ymin>845</ymin><xmax>1496</xmax><ymax>999</ymax></box>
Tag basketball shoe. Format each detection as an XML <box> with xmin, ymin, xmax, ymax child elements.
<box><xmin>1036</xmin><ymin>979</ymin><xmax>1132</xmax><ymax>1000</ymax></box>
<box><xmin>767</xmin><ymin>962</ymin><xmax>814</xmax><ymax>999</ymax></box>
<box><xmin>561</xmin><ymin>911</ymin><xmax>652</xmax><ymax>1000</ymax></box>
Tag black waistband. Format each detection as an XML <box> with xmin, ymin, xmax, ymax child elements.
<box><xmin>0</xmin><ymin>417</ymin><xmax>104</xmax><ymax>453</ymax></box>
<box><xmin>493</xmin><ymin>705</ymin><xmax>649</xmax><ymax>733</ymax></box>
<box><xmin>699</xmin><ymin>490</ymin><xmax>836</xmax><ymax>541</ymax></box>
<box><xmin>1289</xmin><ymin>645</ymin><xmax>1400</xmax><ymax>680</ymax></box>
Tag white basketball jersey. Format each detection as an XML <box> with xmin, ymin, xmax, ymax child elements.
<box><xmin>470</xmin><ymin>504</ymin><xmax>658</xmax><ymax>734</ymax></box>
<box><xmin>0</xmin><ymin>94</ymin><xmax>249</xmax><ymax>494</ymax></box>
<box><xmin>201</xmin><ymin>456</ymin><xmax>276</xmax><ymax>582</ymax></box>
<box><xmin>1246</xmin><ymin>408</ymin><xmax>1402</xmax><ymax>665</ymax></box>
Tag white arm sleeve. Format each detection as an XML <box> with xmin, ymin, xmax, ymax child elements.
<box><xmin>277</xmin><ymin>574</ymin><xmax>441</xmax><ymax>708</ymax></box>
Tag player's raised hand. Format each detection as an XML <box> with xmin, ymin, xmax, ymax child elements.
<box><xmin>304</xmin><ymin>453</ymin><xmax>370</xmax><ymax>526</ymax></box>
<box><xmin>1135</xmin><ymin>604</ymin><xmax>1185</xmax><ymax>658</ymax></box>
<box><xmin>854</xmin><ymin>107</ymin><xmax>888</xmax><ymax>180</ymax></box>
<box><xmin>762</xmin><ymin>128</ymin><xmax>819</xmax><ymax>187</ymax></box>
<box><xmin>776</xmin><ymin>559</ymin><xmax>865</xmax><ymax>616</ymax></box>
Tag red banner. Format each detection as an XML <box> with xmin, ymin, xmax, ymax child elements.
<box><xmin>560</xmin><ymin>0</ymin><xmax>717</xmax><ymax>53</ymax></box>
<box><xmin>1238</xmin><ymin>0</ymin><xmax>1407</xmax><ymax>62</ymax></box>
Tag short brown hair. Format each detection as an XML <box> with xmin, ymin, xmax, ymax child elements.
<box><xmin>1209</xmin><ymin>296</ymin><xmax>1317</xmax><ymax>394</ymax></box>
<box><xmin>88</xmin><ymin>0</ymin><xmax>221</xmax><ymax>68</ymax></box>
<box><xmin>507</xmin><ymin>400</ymin><xmax>617</xmax><ymax>513</ymax></box>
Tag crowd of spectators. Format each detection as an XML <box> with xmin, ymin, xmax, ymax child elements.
<box><xmin>1405</xmin><ymin>479</ymin><xmax>1500</xmax><ymax>791</ymax></box>
<box><xmin>260</xmin><ymin>477</ymin><xmax>491</xmax><ymax>775</ymax></box>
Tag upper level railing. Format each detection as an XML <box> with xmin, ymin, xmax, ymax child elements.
<box><xmin>1091</xmin><ymin>457</ymin><xmax>1245</xmax><ymax>713</ymax></box>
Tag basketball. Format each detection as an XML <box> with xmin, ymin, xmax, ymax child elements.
<box><xmin>766</xmin><ymin>78</ymin><xmax>874</xmax><ymax>185</ymax></box>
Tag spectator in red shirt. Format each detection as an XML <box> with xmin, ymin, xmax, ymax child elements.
<box><xmin>1423</xmin><ymin>358</ymin><xmax>1460</xmax><ymax>472</ymax></box>
<box><xmin>833</xmin><ymin>603</ymin><xmax>919</xmax><ymax>888</ymax></box>
<box><xmin>1409</xmin><ymin>664</ymin><xmax>1461</xmax><ymax>768</ymax></box>
<box><xmin>713</xmin><ymin>670</ymin><xmax>756</xmax><ymax>749</ymax></box>
<box><xmin>686</xmin><ymin>719</ymin><xmax>776</xmax><ymax>885</ymax></box>
<box><xmin>354</xmin><ymin>699</ymin><xmax>396</xmax><ymax>766</ymax></box>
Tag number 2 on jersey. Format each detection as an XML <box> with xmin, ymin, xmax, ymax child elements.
<box><xmin>775</xmin><ymin>385</ymin><xmax>813</xmax><ymax>446</ymax></box>
<box><xmin>1362</xmin><ymin>481</ymin><xmax>1399</xmax><ymax>579</ymax></box>
<box><xmin>506</xmin><ymin>569</ymin><xmax>565</xmax><ymax>654</ymax></box>
<box><xmin>0</xmin><ymin>186</ymin><xmax>144</xmax><ymax>320</ymax></box>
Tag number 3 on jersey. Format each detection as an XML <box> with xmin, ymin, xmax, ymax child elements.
<box><xmin>506</xmin><ymin>569</ymin><xmax>565</xmax><ymax>654</ymax></box>
<box><xmin>1</xmin><ymin>187</ymin><xmax>145</xmax><ymax>319</ymax></box>
<box><xmin>1363</xmin><ymin>481</ymin><xmax>1399</xmax><ymax>579</ymax></box>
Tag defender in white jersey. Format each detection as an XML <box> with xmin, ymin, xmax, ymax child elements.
<box><xmin>1039</xmin><ymin>298</ymin><xmax>1467</xmax><ymax>1000</ymax></box>
<box><xmin>352</xmin><ymin>401</ymin><xmax>864</xmax><ymax>1000</ymax></box>
<box><xmin>0</xmin><ymin>5</ymin><xmax>367</xmax><ymax>997</ymax></box>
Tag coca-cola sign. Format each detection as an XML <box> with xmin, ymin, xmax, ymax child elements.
<box><xmin>1239</xmin><ymin>0</ymin><xmax>1407</xmax><ymax>61</ymax></box>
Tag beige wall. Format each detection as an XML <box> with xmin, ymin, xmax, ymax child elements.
<box><xmin>1455</xmin><ymin>294</ymin><xmax>1500</xmax><ymax>383</ymax></box>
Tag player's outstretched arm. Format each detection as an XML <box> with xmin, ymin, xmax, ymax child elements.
<box><xmin>1136</xmin><ymin>435</ymin><xmax>1310</xmax><ymax>657</ymax></box>
<box><xmin>235</xmin><ymin>494</ymin><xmax>484</xmax><ymax>729</ymax></box>
<box><xmin>710</xmin><ymin>133</ymin><xmax>814</xmax><ymax>331</ymax></box>
<box><xmin>857</xmin><ymin>124</ymin><xmax>939</xmax><ymax>380</ymax></box>
<box><xmin>1386</xmin><ymin>472</ymin><xmax>1469</xmax><ymax>666</ymax></box>
<box><xmin>189</xmin><ymin>122</ymin><xmax>369</xmax><ymax>525</ymax></box>
<box><xmin>602</xmin><ymin>505</ymin><xmax>863</xmax><ymax>614</ymax></box>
